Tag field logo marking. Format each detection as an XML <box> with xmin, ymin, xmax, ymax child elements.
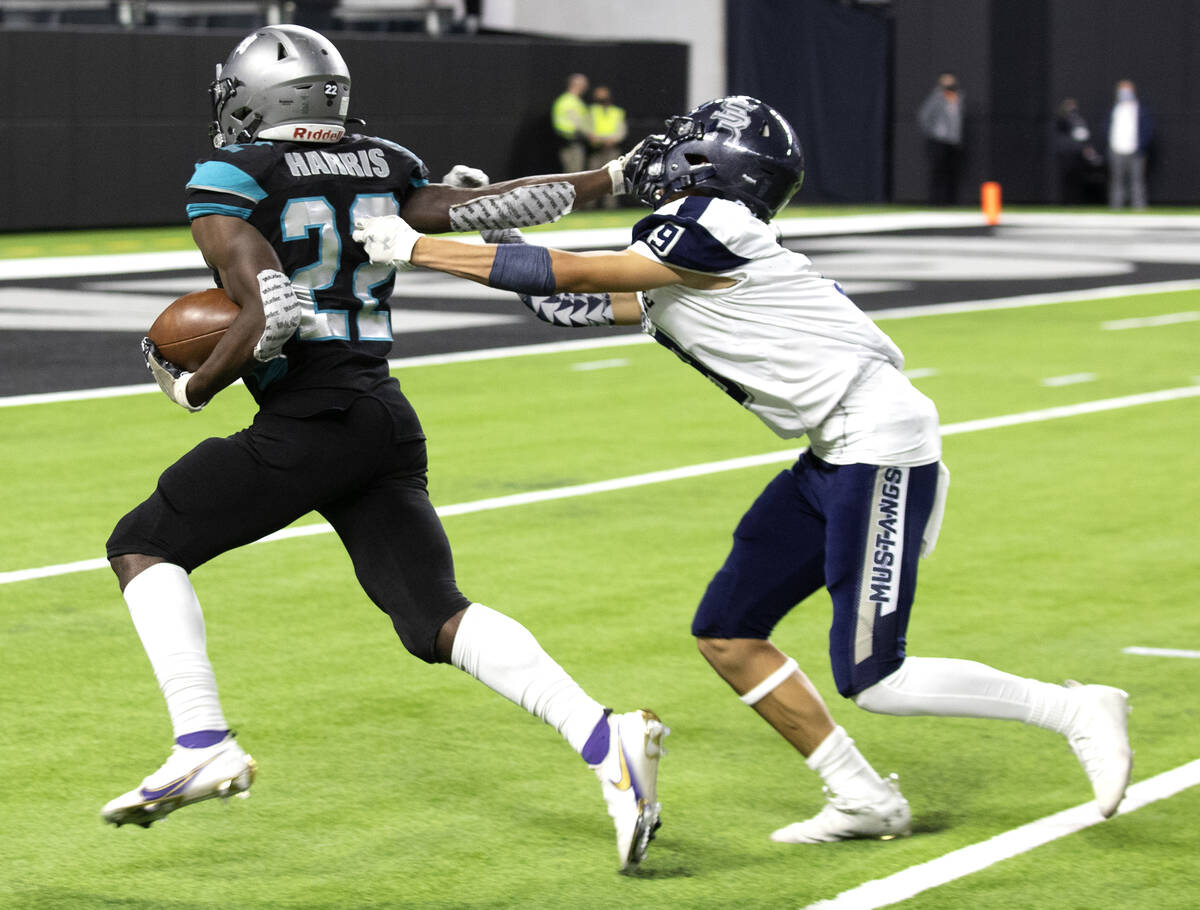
<box><xmin>5</xmin><ymin>281</ymin><xmax>1200</xmax><ymax>411</ymax></box>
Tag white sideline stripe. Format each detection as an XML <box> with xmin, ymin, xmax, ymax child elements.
<box><xmin>865</xmin><ymin>279</ymin><xmax>1200</xmax><ymax>321</ymax></box>
<box><xmin>3</xmin><ymin>383</ymin><xmax>1198</xmax><ymax>587</ymax></box>
<box><xmin>0</xmin><ymin>382</ymin><xmax>160</xmax><ymax>407</ymax></box>
<box><xmin>4</xmin><ymin>279</ymin><xmax>1199</xmax><ymax>411</ymax></box>
<box><xmin>802</xmin><ymin>759</ymin><xmax>1200</xmax><ymax>910</ymax></box>
<box><xmin>2</xmin><ymin>211</ymin><xmax>1198</xmax><ymax>282</ymax></box>
<box><xmin>1123</xmin><ymin>646</ymin><xmax>1200</xmax><ymax>659</ymax></box>
<box><xmin>1102</xmin><ymin>311</ymin><xmax>1200</xmax><ymax>330</ymax></box>
<box><xmin>389</xmin><ymin>333</ymin><xmax>651</xmax><ymax>370</ymax></box>
<box><xmin>0</xmin><ymin>336</ymin><xmax>654</xmax><ymax>409</ymax></box>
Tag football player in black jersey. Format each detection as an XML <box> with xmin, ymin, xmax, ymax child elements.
<box><xmin>102</xmin><ymin>25</ymin><xmax>666</xmax><ymax>872</ymax></box>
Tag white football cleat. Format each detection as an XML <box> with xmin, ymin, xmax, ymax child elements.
<box><xmin>1064</xmin><ymin>680</ymin><xmax>1132</xmax><ymax>818</ymax></box>
<box><xmin>770</xmin><ymin>775</ymin><xmax>911</xmax><ymax>844</ymax></box>
<box><xmin>591</xmin><ymin>709</ymin><xmax>668</xmax><ymax>870</ymax></box>
<box><xmin>102</xmin><ymin>735</ymin><xmax>257</xmax><ymax>828</ymax></box>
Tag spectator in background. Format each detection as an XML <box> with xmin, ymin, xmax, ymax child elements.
<box><xmin>1105</xmin><ymin>79</ymin><xmax>1153</xmax><ymax>210</ymax></box>
<box><xmin>917</xmin><ymin>72</ymin><xmax>965</xmax><ymax>206</ymax></box>
<box><xmin>553</xmin><ymin>73</ymin><xmax>591</xmax><ymax>174</ymax></box>
<box><xmin>1054</xmin><ymin>97</ymin><xmax>1104</xmax><ymax>205</ymax></box>
<box><xmin>587</xmin><ymin>86</ymin><xmax>628</xmax><ymax>208</ymax></box>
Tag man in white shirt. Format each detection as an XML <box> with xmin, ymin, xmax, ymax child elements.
<box><xmin>353</xmin><ymin>96</ymin><xmax>1134</xmax><ymax>844</ymax></box>
<box><xmin>1106</xmin><ymin>79</ymin><xmax>1153</xmax><ymax>209</ymax></box>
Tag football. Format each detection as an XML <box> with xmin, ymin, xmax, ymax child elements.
<box><xmin>147</xmin><ymin>287</ymin><xmax>240</xmax><ymax>372</ymax></box>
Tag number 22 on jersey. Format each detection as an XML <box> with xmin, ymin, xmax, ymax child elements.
<box><xmin>282</xmin><ymin>193</ymin><xmax>399</xmax><ymax>343</ymax></box>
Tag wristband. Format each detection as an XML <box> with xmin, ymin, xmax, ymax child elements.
<box><xmin>488</xmin><ymin>243</ymin><xmax>557</xmax><ymax>296</ymax></box>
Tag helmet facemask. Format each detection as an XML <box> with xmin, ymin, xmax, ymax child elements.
<box><xmin>208</xmin><ymin>71</ymin><xmax>253</xmax><ymax>147</ymax></box>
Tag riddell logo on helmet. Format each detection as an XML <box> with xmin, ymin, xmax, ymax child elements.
<box><xmin>292</xmin><ymin>125</ymin><xmax>345</xmax><ymax>142</ymax></box>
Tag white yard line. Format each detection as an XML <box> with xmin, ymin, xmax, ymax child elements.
<box><xmin>569</xmin><ymin>358</ymin><xmax>632</xmax><ymax>371</ymax></box>
<box><xmin>1123</xmin><ymin>646</ymin><xmax>1200</xmax><ymax>659</ymax></box>
<box><xmin>1041</xmin><ymin>373</ymin><xmax>1098</xmax><ymax>387</ymax></box>
<box><xmin>1102</xmin><ymin>311</ymin><xmax>1200</xmax><ymax>330</ymax></box>
<box><xmin>4</xmin><ymin>383</ymin><xmax>1198</xmax><ymax>587</ymax></box>
<box><xmin>801</xmin><ymin>759</ymin><xmax>1200</xmax><ymax>910</ymax></box>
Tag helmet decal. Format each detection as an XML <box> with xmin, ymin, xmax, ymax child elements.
<box><xmin>710</xmin><ymin>96</ymin><xmax>755</xmax><ymax>141</ymax></box>
<box><xmin>625</xmin><ymin>96</ymin><xmax>805</xmax><ymax>222</ymax></box>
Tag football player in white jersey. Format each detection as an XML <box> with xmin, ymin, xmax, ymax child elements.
<box><xmin>354</xmin><ymin>96</ymin><xmax>1133</xmax><ymax>841</ymax></box>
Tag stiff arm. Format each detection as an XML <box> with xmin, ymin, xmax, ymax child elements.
<box><xmin>411</xmin><ymin>238</ymin><xmax>733</xmax><ymax>325</ymax></box>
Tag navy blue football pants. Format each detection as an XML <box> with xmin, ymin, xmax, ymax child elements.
<box><xmin>692</xmin><ymin>450</ymin><xmax>940</xmax><ymax>697</ymax></box>
<box><xmin>107</xmin><ymin>395</ymin><xmax>470</xmax><ymax>662</ymax></box>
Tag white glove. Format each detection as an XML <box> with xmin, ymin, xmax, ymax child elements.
<box><xmin>605</xmin><ymin>135</ymin><xmax>654</xmax><ymax>194</ymax></box>
<box><xmin>253</xmin><ymin>269</ymin><xmax>301</xmax><ymax>362</ymax></box>
<box><xmin>352</xmin><ymin>215</ymin><xmax>424</xmax><ymax>267</ymax></box>
<box><xmin>603</xmin><ymin>157</ymin><xmax>626</xmax><ymax>195</ymax></box>
<box><xmin>442</xmin><ymin>164</ymin><xmax>490</xmax><ymax>188</ymax></box>
<box><xmin>142</xmin><ymin>338</ymin><xmax>204</xmax><ymax>412</ymax></box>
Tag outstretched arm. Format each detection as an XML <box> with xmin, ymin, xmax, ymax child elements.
<box><xmin>400</xmin><ymin>165</ymin><xmax>620</xmax><ymax>234</ymax></box>
<box><xmin>353</xmin><ymin>215</ymin><xmax>734</xmax><ymax>320</ymax></box>
<box><xmin>352</xmin><ymin>212</ymin><xmax>723</xmax><ymax>291</ymax></box>
<box><xmin>414</xmin><ymin>240</ymin><xmax>681</xmax><ymax>294</ymax></box>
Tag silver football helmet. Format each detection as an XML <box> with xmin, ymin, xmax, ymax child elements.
<box><xmin>208</xmin><ymin>25</ymin><xmax>351</xmax><ymax>148</ymax></box>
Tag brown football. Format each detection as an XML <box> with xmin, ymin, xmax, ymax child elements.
<box><xmin>147</xmin><ymin>288</ymin><xmax>240</xmax><ymax>372</ymax></box>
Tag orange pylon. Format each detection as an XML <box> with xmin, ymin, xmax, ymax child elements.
<box><xmin>981</xmin><ymin>181</ymin><xmax>1002</xmax><ymax>226</ymax></box>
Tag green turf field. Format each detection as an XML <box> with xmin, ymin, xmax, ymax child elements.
<box><xmin>2</xmin><ymin>277</ymin><xmax>1198</xmax><ymax>907</ymax></box>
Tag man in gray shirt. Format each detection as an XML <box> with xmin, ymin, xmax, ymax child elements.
<box><xmin>918</xmin><ymin>72</ymin><xmax>964</xmax><ymax>205</ymax></box>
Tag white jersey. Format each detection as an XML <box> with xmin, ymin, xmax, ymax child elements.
<box><xmin>628</xmin><ymin>196</ymin><xmax>941</xmax><ymax>466</ymax></box>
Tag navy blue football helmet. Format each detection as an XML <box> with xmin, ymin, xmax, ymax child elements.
<box><xmin>625</xmin><ymin>96</ymin><xmax>805</xmax><ymax>221</ymax></box>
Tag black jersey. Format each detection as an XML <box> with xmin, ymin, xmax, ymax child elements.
<box><xmin>185</xmin><ymin>135</ymin><xmax>429</xmax><ymax>419</ymax></box>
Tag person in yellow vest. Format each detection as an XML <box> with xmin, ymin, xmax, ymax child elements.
<box><xmin>587</xmin><ymin>86</ymin><xmax>629</xmax><ymax>208</ymax></box>
<box><xmin>552</xmin><ymin>73</ymin><xmax>591</xmax><ymax>174</ymax></box>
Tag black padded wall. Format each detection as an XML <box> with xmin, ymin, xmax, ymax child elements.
<box><xmin>0</xmin><ymin>29</ymin><xmax>687</xmax><ymax>231</ymax></box>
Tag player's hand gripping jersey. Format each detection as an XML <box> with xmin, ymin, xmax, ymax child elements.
<box><xmin>629</xmin><ymin>196</ymin><xmax>941</xmax><ymax>467</ymax></box>
<box><xmin>186</xmin><ymin>135</ymin><xmax>426</xmax><ymax>417</ymax></box>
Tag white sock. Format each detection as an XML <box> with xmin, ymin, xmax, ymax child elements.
<box><xmin>450</xmin><ymin>603</ymin><xmax>605</xmax><ymax>754</ymax></box>
<box><xmin>854</xmin><ymin>656</ymin><xmax>1078</xmax><ymax>734</ymax></box>
<box><xmin>123</xmin><ymin>563</ymin><xmax>228</xmax><ymax>740</ymax></box>
<box><xmin>806</xmin><ymin>725</ymin><xmax>890</xmax><ymax>802</ymax></box>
